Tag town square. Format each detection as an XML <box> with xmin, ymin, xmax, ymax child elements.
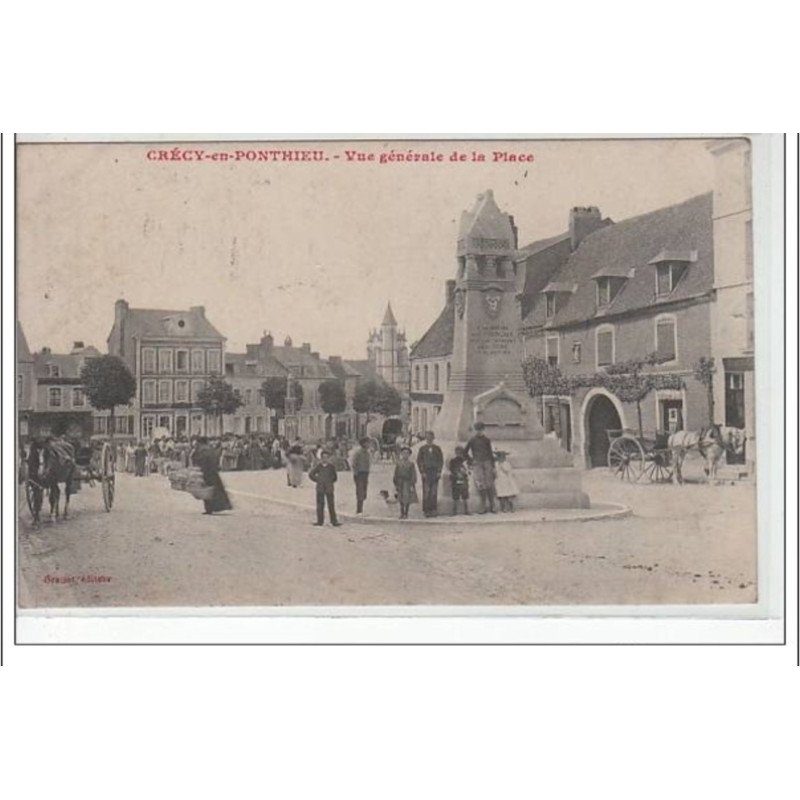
<box><xmin>16</xmin><ymin>137</ymin><xmax>758</xmax><ymax>609</ymax></box>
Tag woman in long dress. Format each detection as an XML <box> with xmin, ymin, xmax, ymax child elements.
<box><xmin>191</xmin><ymin>436</ymin><xmax>233</xmax><ymax>514</ymax></box>
<box><xmin>393</xmin><ymin>446</ymin><xmax>418</xmax><ymax>520</ymax></box>
<box><xmin>287</xmin><ymin>439</ymin><xmax>305</xmax><ymax>488</ymax></box>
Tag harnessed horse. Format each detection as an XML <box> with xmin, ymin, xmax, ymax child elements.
<box><xmin>667</xmin><ymin>425</ymin><xmax>747</xmax><ymax>484</ymax></box>
<box><xmin>26</xmin><ymin>438</ymin><xmax>77</xmax><ymax>523</ymax></box>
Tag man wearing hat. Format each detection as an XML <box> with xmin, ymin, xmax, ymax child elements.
<box><xmin>351</xmin><ymin>437</ymin><xmax>372</xmax><ymax>514</ymax></box>
<box><xmin>416</xmin><ymin>431</ymin><xmax>444</xmax><ymax>518</ymax></box>
<box><xmin>309</xmin><ymin>449</ymin><xmax>342</xmax><ymax>527</ymax></box>
<box><xmin>464</xmin><ymin>421</ymin><xmax>497</xmax><ymax>513</ymax></box>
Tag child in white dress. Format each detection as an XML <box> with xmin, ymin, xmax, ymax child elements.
<box><xmin>494</xmin><ymin>451</ymin><xmax>518</xmax><ymax>512</ymax></box>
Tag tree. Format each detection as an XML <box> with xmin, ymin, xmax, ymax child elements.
<box><xmin>196</xmin><ymin>377</ymin><xmax>243</xmax><ymax>432</ymax></box>
<box><xmin>80</xmin><ymin>355</ymin><xmax>136</xmax><ymax>438</ymax></box>
<box><xmin>260</xmin><ymin>376</ymin><xmax>304</xmax><ymax>420</ymax></box>
<box><xmin>353</xmin><ymin>379</ymin><xmax>402</xmax><ymax>422</ymax></box>
<box><xmin>319</xmin><ymin>379</ymin><xmax>347</xmax><ymax>427</ymax></box>
<box><xmin>692</xmin><ymin>356</ymin><xmax>716</xmax><ymax>425</ymax></box>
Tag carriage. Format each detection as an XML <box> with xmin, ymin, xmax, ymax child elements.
<box><xmin>363</xmin><ymin>416</ymin><xmax>405</xmax><ymax>463</ymax></box>
<box><xmin>24</xmin><ymin>435</ymin><xmax>117</xmax><ymax>522</ymax></box>
<box><xmin>606</xmin><ymin>429</ymin><xmax>674</xmax><ymax>483</ymax></box>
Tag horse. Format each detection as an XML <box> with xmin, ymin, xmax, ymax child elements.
<box><xmin>667</xmin><ymin>425</ymin><xmax>747</xmax><ymax>485</ymax></box>
<box><xmin>26</xmin><ymin>438</ymin><xmax>77</xmax><ymax>523</ymax></box>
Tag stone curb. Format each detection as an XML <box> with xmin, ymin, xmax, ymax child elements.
<box><xmin>227</xmin><ymin>488</ymin><xmax>632</xmax><ymax>526</ymax></box>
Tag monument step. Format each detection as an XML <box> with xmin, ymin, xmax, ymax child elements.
<box><xmin>515</xmin><ymin>491</ymin><xmax>591</xmax><ymax>510</ymax></box>
<box><xmin>512</xmin><ymin>467</ymin><xmax>584</xmax><ymax>493</ymax></box>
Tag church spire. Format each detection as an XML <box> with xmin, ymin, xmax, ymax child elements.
<box><xmin>382</xmin><ymin>302</ymin><xmax>397</xmax><ymax>327</ymax></box>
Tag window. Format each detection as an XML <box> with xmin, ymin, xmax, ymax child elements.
<box><xmin>572</xmin><ymin>342</ymin><xmax>582</xmax><ymax>364</ymax></box>
<box><xmin>245</xmin><ymin>389</ymin><xmax>253</xmax><ymax>406</ymax></box>
<box><xmin>546</xmin><ymin>336</ymin><xmax>559</xmax><ymax>366</ymax></box>
<box><xmin>596</xmin><ymin>279</ymin><xmax>611</xmax><ymax>308</ymax></box>
<box><xmin>142</xmin><ymin>348</ymin><xmax>156</xmax><ymax>374</ymax></box>
<box><xmin>158</xmin><ymin>348</ymin><xmax>173</xmax><ymax>373</ymax></box>
<box><xmin>191</xmin><ymin>349</ymin><xmax>205</xmax><ymax>373</ymax></box>
<box><xmin>655</xmin><ymin>263</ymin><xmax>686</xmax><ymax>297</ymax></box>
<box><xmin>414</xmin><ymin>366</ymin><xmax>420</xmax><ymax>390</ymax></box>
<box><xmin>72</xmin><ymin>388</ymin><xmax>85</xmax><ymax>407</ymax></box>
<box><xmin>655</xmin><ymin>316</ymin><xmax>677</xmax><ymax>362</ymax></box>
<box><xmin>175</xmin><ymin>380</ymin><xmax>189</xmax><ymax>403</ymax></box>
<box><xmin>207</xmin><ymin>350</ymin><xmax>221</xmax><ymax>374</ymax></box>
<box><xmin>446</xmin><ymin>362</ymin><xmax>451</xmax><ymax>385</ymax></box>
<box><xmin>596</xmin><ymin>326</ymin><xmax>614</xmax><ymax>367</ymax></box>
<box><xmin>47</xmin><ymin>363</ymin><xmax>60</xmax><ymax>377</ymax></box>
<box><xmin>17</xmin><ymin>375</ymin><xmax>23</xmax><ymax>401</ymax></box>
<box><xmin>142</xmin><ymin>380</ymin><xmax>156</xmax><ymax>404</ymax></box>
<box><xmin>746</xmin><ymin>293</ymin><xmax>754</xmax><ymax>349</ymax></box>
<box><xmin>412</xmin><ymin>406</ymin><xmax>419</xmax><ymax>432</ymax></box>
<box><xmin>176</xmin><ymin>349</ymin><xmax>189</xmax><ymax>372</ymax></box>
<box><xmin>94</xmin><ymin>416</ymin><xmax>107</xmax><ymax>434</ymax></box>
<box><xmin>158</xmin><ymin>380</ymin><xmax>172</xmax><ymax>404</ymax></box>
<box><xmin>256</xmin><ymin>416</ymin><xmax>265</xmax><ymax>432</ymax></box>
<box><xmin>191</xmin><ymin>380</ymin><xmax>204</xmax><ymax>403</ymax></box>
<box><xmin>142</xmin><ymin>415</ymin><xmax>155</xmax><ymax>439</ymax></box>
<box><xmin>48</xmin><ymin>387</ymin><xmax>62</xmax><ymax>407</ymax></box>
<box><xmin>434</xmin><ymin>364</ymin><xmax>440</xmax><ymax>392</ymax></box>
<box><xmin>423</xmin><ymin>365</ymin><xmax>429</xmax><ymax>390</ymax></box>
<box><xmin>545</xmin><ymin>293</ymin><xmax>556</xmax><ymax>319</ymax></box>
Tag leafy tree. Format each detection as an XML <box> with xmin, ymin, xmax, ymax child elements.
<box><xmin>353</xmin><ymin>379</ymin><xmax>402</xmax><ymax>421</ymax></box>
<box><xmin>197</xmin><ymin>377</ymin><xmax>243</xmax><ymax>431</ymax></box>
<box><xmin>260</xmin><ymin>376</ymin><xmax>304</xmax><ymax>420</ymax></box>
<box><xmin>692</xmin><ymin>356</ymin><xmax>716</xmax><ymax>425</ymax></box>
<box><xmin>80</xmin><ymin>355</ymin><xmax>136</xmax><ymax>438</ymax></box>
<box><xmin>319</xmin><ymin>379</ymin><xmax>347</xmax><ymax>425</ymax></box>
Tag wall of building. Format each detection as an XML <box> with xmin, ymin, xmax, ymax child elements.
<box><xmin>410</xmin><ymin>355</ymin><xmax>451</xmax><ymax>434</ymax></box>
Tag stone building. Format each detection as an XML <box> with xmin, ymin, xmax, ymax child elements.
<box><xmin>707</xmin><ymin>139</ymin><xmax>754</xmax><ymax>469</ymax></box>
<box><xmin>17</xmin><ymin>321</ymin><xmax>35</xmax><ymax>440</ymax></box>
<box><xmin>27</xmin><ymin>341</ymin><xmax>102</xmax><ymax>440</ymax></box>
<box><xmin>106</xmin><ymin>299</ymin><xmax>226</xmax><ymax>439</ymax></box>
<box><xmin>223</xmin><ymin>333</ymin><xmax>289</xmax><ymax>436</ymax></box>
<box><xmin>412</xmin><ymin>183</ymin><xmax>733</xmax><ymax>470</ymax></box>
<box><xmin>408</xmin><ymin>282</ymin><xmax>455</xmax><ymax>434</ymax></box>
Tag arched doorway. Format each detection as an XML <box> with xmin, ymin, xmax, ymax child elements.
<box><xmin>586</xmin><ymin>394</ymin><xmax>622</xmax><ymax>467</ymax></box>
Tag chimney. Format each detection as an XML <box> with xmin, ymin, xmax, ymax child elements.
<box><xmin>72</xmin><ymin>340</ymin><xmax>85</xmax><ymax>352</ymax></box>
<box><xmin>301</xmin><ymin>342</ymin><xmax>311</xmax><ymax>353</ymax></box>
<box><xmin>261</xmin><ymin>332</ymin><xmax>274</xmax><ymax>353</ymax></box>
<box><xmin>445</xmin><ymin>279</ymin><xmax>456</xmax><ymax>305</ymax></box>
<box><xmin>569</xmin><ymin>206</ymin><xmax>603</xmax><ymax>251</ymax></box>
<box><xmin>190</xmin><ymin>305</ymin><xmax>206</xmax><ymax>318</ymax></box>
<box><xmin>329</xmin><ymin>355</ymin><xmax>342</xmax><ymax>367</ymax></box>
<box><xmin>41</xmin><ymin>346</ymin><xmax>51</xmax><ymax>355</ymax></box>
<box><xmin>311</xmin><ymin>351</ymin><xmax>320</xmax><ymax>360</ymax></box>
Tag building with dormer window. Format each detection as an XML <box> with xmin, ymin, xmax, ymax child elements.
<box><xmin>106</xmin><ymin>299</ymin><xmax>226</xmax><ymax>439</ymax></box>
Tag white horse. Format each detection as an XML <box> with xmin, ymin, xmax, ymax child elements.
<box><xmin>667</xmin><ymin>425</ymin><xmax>747</xmax><ymax>484</ymax></box>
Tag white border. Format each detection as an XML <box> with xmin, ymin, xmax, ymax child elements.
<box><xmin>4</xmin><ymin>133</ymin><xmax>787</xmax><ymax>644</ymax></box>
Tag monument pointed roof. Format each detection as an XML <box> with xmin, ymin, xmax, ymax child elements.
<box><xmin>457</xmin><ymin>189</ymin><xmax>516</xmax><ymax>254</ymax></box>
<box><xmin>382</xmin><ymin>302</ymin><xmax>397</xmax><ymax>326</ymax></box>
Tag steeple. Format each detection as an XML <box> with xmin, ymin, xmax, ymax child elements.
<box><xmin>382</xmin><ymin>302</ymin><xmax>397</xmax><ymax>327</ymax></box>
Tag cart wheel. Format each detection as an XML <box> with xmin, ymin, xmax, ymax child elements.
<box><xmin>643</xmin><ymin>451</ymin><xmax>674</xmax><ymax>483</ymax></box>
<box><xmin>608</xmin><ymin>436</ymin><xmax>645</xmax><ymax>482</ymax></box>
<box><xmin>101</xmin><ymin>442</ymin><xmax>116</xmax><ymax>511</ymax></box>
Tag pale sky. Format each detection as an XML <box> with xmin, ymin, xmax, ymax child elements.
<box><xmin>17</xmin><ymin>138</ymin><xmax>718</xmax><ymax>359</ymax></box>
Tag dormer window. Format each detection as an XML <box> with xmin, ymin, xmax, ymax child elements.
<box><xmin>47</xmin><ymin>363</ymin><xmax>60</xmax><ymax>377</ymax></box>
<box><xmin>649</xmin><ymin>250</ymin><xmax>696</xmax><ymax>298</ymax></box>
<box><xmin>545</xmin><ymin>293</ymin><xmax>556</xmax><ymax>319</ymax></box>
<box><xmin>596</xmin><ymin>278</ymin><xmax>612</xmax><ymax>307</ymax></box>
<box><xmin>591</xmin><ymin>269</ymin><xmax>627</xmax><ymax>311</ymax></box>
<box><xmin>540</xmin><ymin>282</ymin><xmax>577</xmax><ymax>321</ymax></box>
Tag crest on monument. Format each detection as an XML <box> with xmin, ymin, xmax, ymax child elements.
<box><xmin>482</xmin><ymin>288</ymin><xmax>503</xmax><ymax>318</ymax></box>
<box><xmin>454</xmin><ymin>288</ymin><xmax>465</xmax><ymax>319</ymax></box>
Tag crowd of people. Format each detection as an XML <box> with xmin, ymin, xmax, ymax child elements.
<box><xmin>104</xmin><ymin>425</ymin><xmax>521</xmax><ymax>524</ymax></box>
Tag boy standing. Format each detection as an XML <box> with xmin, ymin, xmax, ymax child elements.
<box><xmin>309</xmin><ymin>450</ymin><xmax>342</xmax><ymax>527</ymax></box>
<box><xmin>448</xmin><ymin>446</ymin><xmax>471</xmax><ymax>516</ymax></box>
<box><xmin>351</xmin><ymin>437</ymin><xmax>372</xmax><ymax>514</ymax></box>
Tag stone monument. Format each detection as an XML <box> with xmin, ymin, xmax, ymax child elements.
<box><xmin>432</xmin><ymin>190</ymin><xmax>590</xmax><ymax>509</ymax></box>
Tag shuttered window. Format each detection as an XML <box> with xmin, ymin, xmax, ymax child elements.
<box><xmin>596</xmin><ymin>329</ymin><xmax>614</xmax><ymax>367</ymax></box>
<box><xmin>655</xmin><ymin>318</ymin><xmax>677</xmax><ymax>361</ymax></box>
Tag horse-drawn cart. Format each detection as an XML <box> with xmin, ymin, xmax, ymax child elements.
<box><xmin>24</xmin><ymin>436</ymin><xmax>116</xmax><ymax>523</ymax></box>
<box><xmin>606</xmin><ymin>429</ymin><xmax>674</xmax><ymax>483</ymax></box>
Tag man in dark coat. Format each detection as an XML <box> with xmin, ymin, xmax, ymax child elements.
<box><xmin>416</xmin><ymin>431</ymin><xmax>444</xmax><ymax>517</ymax></box>
<box><xmin>351</xmin><ymin>437</ymin><xmax>372</xmax><ymax>514</ymax></box>
<box><xmin>464</xmin><ymin>421</ymin><xmax>497</xmax><ymax>513</ymax></box>
<box><xmin>308</xmin><ymin>450</ymin><xmax>342</xmax><ymax>527</ymax></box>
<box><xmin>191</xmin><ymin>436</ymin><xmax>233</xmax><ymax>515</ymax></box>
